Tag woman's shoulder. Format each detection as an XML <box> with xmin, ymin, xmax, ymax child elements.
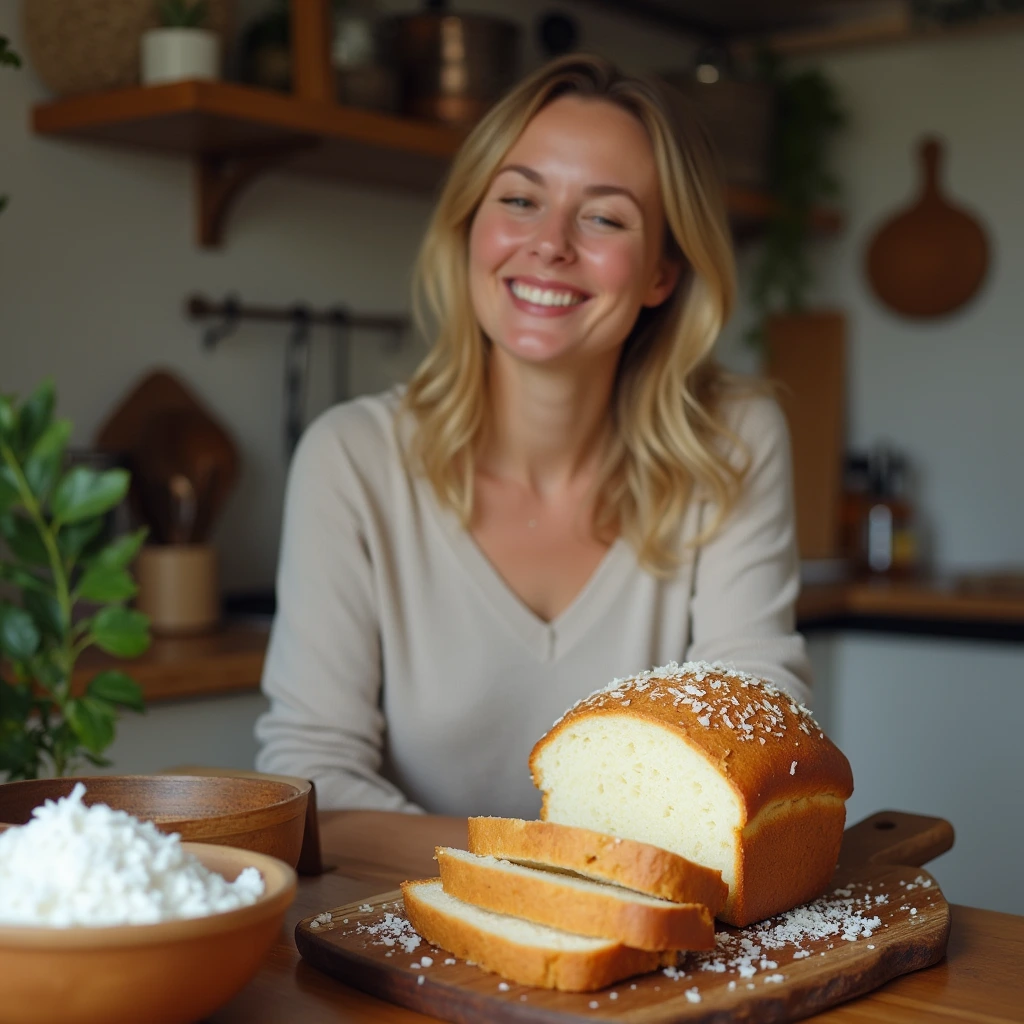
<box><xmin>291</xmin><ymin>387</ymin><xmax>406</xmax><ymax>484</ymax></box>
<box><xmin>712</xmin><ymin>380</ymin><xmax>790</xmax><ymax>456</ymax></box>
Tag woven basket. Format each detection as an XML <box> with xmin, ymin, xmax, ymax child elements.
<box><xmin>21</xmin><ymin>0</ymin><xmax>234</xmax><ymax>97</ymax></box>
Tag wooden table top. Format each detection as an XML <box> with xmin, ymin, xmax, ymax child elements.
<box><xmin>208</xmin><ymin>844</ymin><xmax>1024</xmax><ymax>1024</ymax></box>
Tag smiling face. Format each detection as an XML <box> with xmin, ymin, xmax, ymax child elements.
<box><xmin>468</xmin><ymin>95</ymin><xmax>678</xmax><ymax>371</ymax></box>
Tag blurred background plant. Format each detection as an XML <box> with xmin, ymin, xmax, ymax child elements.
<box><xmin>0</xmin><ymin>382</ymin><xmax>151</xmax><ymax>780</ymax></box>
<box><xmin>157</xmin><ymin>0</ymin><xmax>211</xmax><ymax>29</ymax></box>
<box><xmin>747</xmin><ymin>52</ymin><xmax>847</xmax><ymax>345</ymax></box>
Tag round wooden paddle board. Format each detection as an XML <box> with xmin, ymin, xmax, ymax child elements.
<box><xmin>866</xmin><ymin>136</ymin><xmax>988</xmax><ymax>318</ymax></box>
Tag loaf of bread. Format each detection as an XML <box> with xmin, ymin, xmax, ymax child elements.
<box><xmin>468</xmin><ymin>816</ymin><xmax>727</xmax><ymax>914</ymax></box>
<box><xmin>402</xmin><ymin>879</ymin><xmax>680</xmax><ymax>991</ymax></box>
<box><xmin>529</xmin><ymin>661</ymin><xmax>854</xmax><ymax>926</ymax></box>
<box><xmin>436</xmin><ymin>846</ymin><xmax>715</xmax><ymax>951</ymax></box>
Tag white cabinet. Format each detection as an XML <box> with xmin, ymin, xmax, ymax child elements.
<box><xmin>808</xmin><ymin>632</ymin><xmax>1024</xmax><ymax>915</ymax></box>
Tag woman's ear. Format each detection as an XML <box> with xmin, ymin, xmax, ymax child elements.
<box><xmin>642</xmin><ymin>256</ymin><xmax>683</xmax><ymax>309</ymax></box>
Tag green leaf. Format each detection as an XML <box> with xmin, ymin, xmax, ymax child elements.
<box><xmin>76</xmin><ymin>564</ymin><xmax>137</xmax><ymax>603</ymax></box>
<box><xmin>0</xmin><ymin>395</ymin><xmax>15</xmax><ymax>441</ymax></box>
<box><xmin>90</xmin><ymin>528</ymin><xmax>147</xmax><ymax>571</ymax></box>
<box><xmin>82</xmin><ymin>751</ymin><xmax>113</xmax><ymax>769</ymax></box>
<box><xmin>51</xmin><ymin>467</ymin><xmax>129</xmax><ymax>525</ymax></box>
<box><xmin>0</xmin><ymin>677</ymin><xmax>32</xmax><ymax>724</ymax></box>
<box><xmin>23</xmin><ymin>589</ymin><xmax>65</xmax><ymax>639</ymax></box>
<box><xmin>0</xmin><ymin>562</ymin><xmax>48</xmax><ymax>593</ymax></box>
<box><xmin>87</xmin><ymin>670</ymin><xmax>145</xmax><ymax>711</ymax></box>
<box><xmin>64</xmin><ymin>697</ymin><xmax>116</xmax><ymax>755</ymax></box>
<box><xmin>0</xmin><ymin>602</ymin><xmax>41</xmax><ymax>661</ymax></box>
<box><xmin>23</xmin><ymin>418</ymin><xmax>71</xmax><ymax>500</ymax></box>
<box><xmin>58</xmin><ymin>518</ymin><xmax>105</xmax><ymax>562</ymax></box>
<box><xmin>18</xmin><ymin>380</ymin><xmax>55</xmax><ymax>452</ymax></box>
<box><xmin>0</xmin><ymin>512</ymin><xmax>50</xmax><ymax>565</ymax></box>
<box><xmin>0</xmin><ymin>464</ymin><xmax>20</xmax><ymax>512</ymax></box>
<box><xmin>0</xmin><ymin>729</ymin><xmax>40</xmax><ymax>777</ymax></box>
<box><xmin>89</xmin><ymin>606</ymin><xmax>150</xmax><ymax>658</ymax></box>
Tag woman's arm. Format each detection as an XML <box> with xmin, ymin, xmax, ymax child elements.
<box><xmin>255</xmin><ymin>408</ymin><xmax>421</xmax><ymax>812</ymax></box>
<box><xmin>686</xmin><ymin>394</ymin><xmax>813</xmax><ymax>705</ymax></box>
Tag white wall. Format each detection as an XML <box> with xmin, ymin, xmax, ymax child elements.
<box><xmin>805</xmin><ymin>32</ymin><xmax>1024</xmax><ymax>572</ymax></box>
<box><xmin>93</xmin><ymin>692</ymin><xmax>268</xmax><ymax>776</ymax></box>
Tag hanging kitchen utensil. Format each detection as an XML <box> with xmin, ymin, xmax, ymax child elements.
<box><xmin>284</xmin><ymin>306</ymin><xmax>312</xmax><ymax>457</ymax></box>
<box><xmin>331</xmin><ymin>308</ymin><xmax>352</xmax><ymax>406</ymax></box>
<box><xmin>865</xmin><ymin>136</ymin><xmax>989</xmax><ymax>318</ymax></box>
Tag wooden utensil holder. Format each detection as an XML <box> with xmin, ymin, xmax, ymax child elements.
<box><xmin>136</xmin><ymin>544</ymin><xmax>220</xmax><ymax>635</ymax></box>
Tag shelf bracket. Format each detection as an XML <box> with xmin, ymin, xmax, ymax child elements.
<box><xmin>195</xmin><ymin>142</ymin><xmax>314</xmax><ymax>248</ymax></box>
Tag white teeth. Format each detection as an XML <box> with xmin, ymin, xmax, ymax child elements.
<box><xmin>510</xmin><ymin>281</ymin><xmax>584</xmax><ymax>307</ymax></box>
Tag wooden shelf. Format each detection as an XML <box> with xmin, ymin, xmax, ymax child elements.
<box><xmin>31</xmin><ymin>79</ymin><xmax>842</xmax><ymax>247</ymax></box>
<box><xmin>798</xmin><ymin>578</ymin><xmax>1024</xmax><ymax>639</ymax></box>
<box><xmin>32</xmin><ymin>80</ymin><xmax>465</xmax><ymax>245</ymax></box>
<box><xmin>737</xmin><ymin>5</ymin><xmax>1024</xmax><ymax>57</ymax></box>
<box><xmin>72</xmin><ymin>621</ymin><xmax>268</xmax><ymax>704</ymax></box>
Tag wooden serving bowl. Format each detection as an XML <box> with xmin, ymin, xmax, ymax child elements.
<box><xmin>0</xmin><ymin>843</ymin><xmax>296</xmax><ymax>1024</ymax></box>
<box><xmin>0</xmin><ymin>775</ymin><xmax>309</xmax><ymax>869</ymax></box>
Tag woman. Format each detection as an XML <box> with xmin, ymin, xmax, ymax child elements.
<box><xmin>255</xmin><ymin>55</ymin><xmax>810</xmax><ymax>853</ymax></box>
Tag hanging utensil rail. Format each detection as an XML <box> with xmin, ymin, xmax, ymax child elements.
<box><xmin>186</xmin><ymin>293</ymin><xmax>409</xmax><ymax>349</ymax></box>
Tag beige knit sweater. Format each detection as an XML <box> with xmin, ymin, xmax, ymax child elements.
<box><xmin>254</xmin><ymin>389</ymin><xmax>811</xmax><ymax>817</ymax></box>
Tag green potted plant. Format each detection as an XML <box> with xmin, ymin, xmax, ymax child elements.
<box><xmin>747</xmin><ymin>54</ymin><xmax>847</xmax><ymax>345</ymax></box>
<box><xmin>0</xmin><ymin>382</ymin><xmax>150</xmax><ymax>780</ymax></box>
<box><xmin>141</xmin><ymin>0</ymin><xmax>220</xmax><ymax>86</ymax></box>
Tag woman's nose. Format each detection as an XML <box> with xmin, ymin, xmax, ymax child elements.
<box><xmin>530</xmin><ymin>212</ymin><xmax>576</xmax><ymax>265</ymax></box>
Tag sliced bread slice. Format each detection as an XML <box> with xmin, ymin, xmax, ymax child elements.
<box><xmin>401</xmin><ymin>879</ymin><xmax>678</xmax><ymax>992</ymax></box>
<box><xmin>468</xmin><ymin>816</ymin><xmax>727</xmax><ymax>915</ymax></box>
<box><xmin>436</xmin><ymin>846</ymin><xmax>714</xmax><ymax>951</ymax></box>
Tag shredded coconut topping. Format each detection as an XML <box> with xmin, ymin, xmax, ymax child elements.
<box><xmin>550</xmin><ymin>661</ymin><xmax>820</xmax><ymax>745</ymax></box>
<box><xmin>353</xmin><ymin>911</ymin><xmax>421</xmax><ymax>953</ymax></box>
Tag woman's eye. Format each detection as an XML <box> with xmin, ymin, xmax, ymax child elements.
<box><xmin>589</xmin><ymin>214</ymin><xmax>624</xmax><ymax>229</ymax></box>
<box><xmin>500</xmin><ymin>196</ymin><xmax>535</xmax><ymax>210</ymax></box>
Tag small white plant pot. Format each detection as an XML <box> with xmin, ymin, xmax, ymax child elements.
<box><xmin>141</xmin><ymin>28</ymin><xmax>220</xmax><ymax>85</ymax></box>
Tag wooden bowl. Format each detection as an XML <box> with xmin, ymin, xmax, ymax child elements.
<box><xmin>0</xmin><ymin>842</ymin><xmax>295</xmax><ymax>1024</ymax></box>
<box><xmin>0</xmin><ymin>775</ymin><xmax>309</xmax><ymax>869</ymax></box>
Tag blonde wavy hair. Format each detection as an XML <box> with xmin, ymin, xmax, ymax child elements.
<box><xmin>402</xmin><ymin>53</ymin><xmax>750</xmax><ymax>576</ymax></box>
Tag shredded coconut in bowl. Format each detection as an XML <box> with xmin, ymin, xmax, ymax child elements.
<box><xmin>0</xmin><ymin>783</ymin><xmax>265</xmax><ymax>927</ymax></box>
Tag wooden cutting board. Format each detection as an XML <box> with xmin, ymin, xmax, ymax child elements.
<box><xmin>295</xmin><ymin>810</ymin><xmax>953</xmax><ymax>1023</ymax></box>
<box><xmin>865</xmin><ymin>136</ymin><xmax>989</xmax><ymax>318</ymax></box>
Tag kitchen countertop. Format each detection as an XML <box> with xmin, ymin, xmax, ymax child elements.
<box><xmin>73</xmin><ymin>577</ymin><xmax>1024</xmax><ymax>705</ymax></box>
<box><xmin>204</xmin><ymin>818</ymin><xmax>1024</xmax><ymax>1023</ymax></box>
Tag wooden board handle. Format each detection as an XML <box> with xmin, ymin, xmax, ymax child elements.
<box><xmin>839</xmin><ymin>810</ymin><xmax>954</xmax><ymax>873</ymax></box>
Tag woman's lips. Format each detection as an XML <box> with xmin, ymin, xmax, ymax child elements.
<box><xmin>505</xmin><ymin>278</ymin><xmax>591</xmax><ymax>317</ymax></box>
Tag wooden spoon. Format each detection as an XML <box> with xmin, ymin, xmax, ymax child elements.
<box><xmin>865</xmin><ymin>136</ymin><xmax>989</xmax><ymax>318</ymax></box>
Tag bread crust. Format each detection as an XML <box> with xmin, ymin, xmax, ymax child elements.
<box><xmin>401</xmin><ymin>879</ymin><xmax>676</xmax><ymax>992</ymax></box>
<box><xmin>728</xmin><ymin>796</ymin><xmax>848</xmax><ymax>926</ymax></box>
<box><xmin>436</xmin><ymin>847</ymin><xmax>714</xmax><ymax>951</ymax></box>
<box><xmin>468</xmin><ymin>816</ymin><xmax>727</xmax><ymax>915</ymax></box>
<box><xmin>530</xmin><ymin>662</ymin><xmax>853</xmax><ymax>826</ymax></box>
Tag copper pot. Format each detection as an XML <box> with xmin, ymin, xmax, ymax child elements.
<box><xmin>386</xmin><ymin>3</ymin><xmax>519</xmax><ymax>125</ymax></box>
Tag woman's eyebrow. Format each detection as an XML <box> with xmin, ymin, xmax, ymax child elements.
<box><xmin>495</xmin><ymin>165</ymin><xmax>641</xmax><ymax>208</ymax></box>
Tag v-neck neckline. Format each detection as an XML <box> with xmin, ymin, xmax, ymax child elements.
<box><xmin>415</xmin><ymin>473</ymin><xmax>635</xmax><ymax>662</ymax></box>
